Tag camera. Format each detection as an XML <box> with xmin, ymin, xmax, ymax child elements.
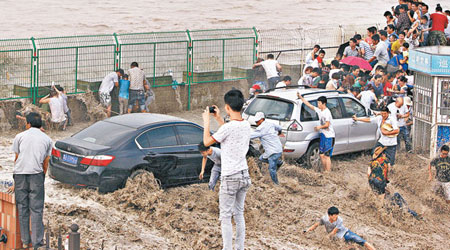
<box><xmin>209</xmin><ymin>106</ymin><xmax>216</xmax><ymax>113</ymax></box>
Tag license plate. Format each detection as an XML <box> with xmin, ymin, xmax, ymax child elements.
<box><xmin>62</xmin><ymin>154</ymin><xmax>78</xmax><ymax>165</ymax></box>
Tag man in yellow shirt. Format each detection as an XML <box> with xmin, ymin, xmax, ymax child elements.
<box><xmin>391</xmin><ymin>32</ymin><xmax>406</xmax><ymax>55</ymax></box>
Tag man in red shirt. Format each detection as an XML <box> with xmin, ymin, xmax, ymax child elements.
<box><xmin>428</xmin><ymin>4</ymin><xmax>448</xmax><ymax>45</ymax></box>
<box><xmin>384</xmin><ymin>73</ymin><xmax>395</xmax><ymax>97</ymax></box>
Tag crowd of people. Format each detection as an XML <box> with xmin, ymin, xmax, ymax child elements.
<box><xmin>5</xmin><ymin>2</ymin><xmax>450</xmax><ymax>250</ymax></box>
<box><xmin>98</xmin><ymin>61</ymin><xmax>155</xmax><ymax>117</ymax></box>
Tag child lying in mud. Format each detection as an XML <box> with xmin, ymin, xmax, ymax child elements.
<box><xmin>304</xmin><ymin>206</ymin><xmax>376</xmax><ymax>250</ymax></box>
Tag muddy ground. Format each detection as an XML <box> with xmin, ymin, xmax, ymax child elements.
<box><xmin>1</xmin><ymin>108</ymin><xmax>449</xmax><ymax>250</ymax></box>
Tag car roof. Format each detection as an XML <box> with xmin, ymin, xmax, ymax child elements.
<box><xmin>103</xmin><ymin>113</ymin><xmax>190</xmax><ymax>129</ymax></box>
<box><xmin>258</xmin><ymin>87</ymin><xmax>343</xmax><ymax>101</ymax></box>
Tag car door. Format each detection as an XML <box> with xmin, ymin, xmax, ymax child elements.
<box><xmin>325</xmin><ymin>98</ymin><xmax>348</xmax><ymax>154</ymax></box>
<box><xmin>136</xmin><ymin>125</ymin><xmax>188</xmax><ymax>185</ymax></box>
<box><xmin>174</xmin><ymin>124</ymin><xmax>209</xmax><ymax>182</ymax></box>
<box><xmin>341</xmin><ymin>97</ymin><xmax>378</xmax><ymax>151</ymax></box>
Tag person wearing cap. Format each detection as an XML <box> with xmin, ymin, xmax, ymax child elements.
<box><xmin>275</xmin><ymin>76</ymin><xmax>292</xmax><ymax>88</ymax></box>
<box><xmin>246</xmin><ymin>84</ymin><xmax>263</xmax><ymax>106</ymax></box>
<box><xmin>99</xmin><ymin>68</ymin><xmax>124</xmax><ymax>117</ymax></box>
<box><xmin>368</xmin><ymin>146</ymin><xmax>390</xmax><ymax>204</ymax></box>
<box><xmin>250</xmin><ymin>112</ymin><xmax>284</xmax><ymax>184</ymax></box>
<box><xmin>353</xmin><ymin>106</ymin><xmax>399</xmax><ymax>168</ymax></box>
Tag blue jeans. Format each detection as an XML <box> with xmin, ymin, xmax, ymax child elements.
<box><xmin>397</xmin><ymin>126</ymin><xmax>411</xmax><ymax>152</ymax></box>
<box><xmin>209</xmin><ymin>165</ymin><xmax>221</xmax><ymax>191</ymax></box>
<box><xmin>267</xmin><ymin>76</ymin><xmax>280</xmax><ymax>90</ymax></box>
<box><xmin>344</xmin><ymin>230</ymin><xmax>366</xmax><ymax>246</ymax></box>
<box><xmin>259</xmin><ymin>153</ymin><xmax>282</xmax><ymax>184</ymax></box>
<box><xmin>219</xmin><ymin>170</ymin><xmax>251</xmax><ymax>250</ymax></box>
<box><xmin>128</xmin><ymin>89</ymin><xmax>146</xmax><ymax>110</ymax></box>
<box><xmin>369</xmin><ymin>59</ymin><xmax>378</xmax><ymax>67</ymax></box>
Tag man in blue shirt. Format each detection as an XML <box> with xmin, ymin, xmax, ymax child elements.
<box><xmin>250</xmin><ymin>112</ymin><xmax>284</xmax><ymax>184</ymax></box>
<box><xmin>368</xmin><ymin>74</ymin><xmax>385</xmax><ymax>98</ymax></box>
<box><xmin>118</xmin><ymin>74</ymin><xmax>130</xmax><ymax>114</ymax></box>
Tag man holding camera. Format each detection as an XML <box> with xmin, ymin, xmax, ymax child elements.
<box><xmin>202</xmin><ymin>89</ymin><xmax>251</xmax><ymax>250</ymax></box>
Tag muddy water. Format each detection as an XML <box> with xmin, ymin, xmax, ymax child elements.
<box><xmin>1</xmin><ymin>110</ymin><xmax>450</xmax><ymax>249</ymax></box>
<box><xmin>0</xmin><ymin>0</ymin><xmax>443</xmax><ymax>38</ymax></box>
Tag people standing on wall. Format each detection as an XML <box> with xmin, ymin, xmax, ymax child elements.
<box><xmin>98</xmin><ymin>69</ymin><xmax>124</xmax><ymax>117</ymax></box>
<box><xmin>127</xmin><ymin>62</ymin><xmax>149</xmax><ymax>113</ymax></box>
<box><xmin>252</xmin><ymin>54</ymin><xmax>282</xmax><ymax>90</ymax></box>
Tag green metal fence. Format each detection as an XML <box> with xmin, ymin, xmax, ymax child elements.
<box><xmin>189</xmin><ymin>28</ymin><xmax>257</xmax><ymax>84</ymax></box>
<box><xmin>0</xmin><ymin>39</ymin><xmax>34</xmax><ymax>101</ymax></box>
<box><xmin>0</xmin><ymin>28</ymin><xmax>258</xmax><ymax>107</ymax></box>
<box><xmin>116</xmin><ymin>31</ymin><xmax>189</xmax><ymax>87</ymax></box>
<box><xmin>33</xmin><ymin>34</ymin><xmax>117</xmax><ymax>102</ymax></box>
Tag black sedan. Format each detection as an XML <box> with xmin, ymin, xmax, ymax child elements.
<box><xmin>49</xmin><ymin>113</ymin><xmax>214</xmax><ymax>193</ymax></box>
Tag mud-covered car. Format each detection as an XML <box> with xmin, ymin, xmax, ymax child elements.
<box><xmin>243</xmin><ymin>87</ymin><xmax>379</xmax><ymax>168</ymax></box>
<box><xmin>49</xmin><ymin>113</ymin><xmax>215</xmax><ymax>193</ymax></box>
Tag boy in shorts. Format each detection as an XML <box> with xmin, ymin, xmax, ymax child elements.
<box><xmin>304</xmin><ymin>206</ymin><xmax>376</xmax><ymax>250</ymax></box>
<box><xmin>429</xmin><ymin>145</ymin><xmax>450</xmax><ymax>204</ymax></box>
<box><xmin>297</xmin><ymin>94</ymin><xmax>335</xmax><ymax>172</ymax></box>
<box><xmin>198</xmin><ymin>143</ymin><xmax>221</xmax><ymax>191</ymax></box>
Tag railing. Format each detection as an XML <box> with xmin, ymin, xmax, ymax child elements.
<box><xmin>0</xmin><ymin>28</ymin><xmax>258</xmax><ymax>110</ymax></box>
<box><xmin>0</xmin><ymin>24</ymin><xmax>381</xmax><ymax>108</ymax></box>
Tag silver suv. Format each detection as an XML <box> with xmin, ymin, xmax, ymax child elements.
<box><xmin>242</xmin><ymin>87</ymin><xmax>379</xmax><ymax>168</ymax></box>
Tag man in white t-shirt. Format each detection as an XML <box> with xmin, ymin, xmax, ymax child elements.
<box><xmin>253</xmin><ymin>54</ymin><xmax>282</xmax><ymax>90</ymax></box>
<box><xmin>38</xmin><ymin>85</ymin><xmax>67</xmax><ymax>130</ymax></box>
<box><xmin>305</xmin><ymin>45</ymin><xmax>321</xmax><ymax>67</ymax></box>
<box><xmin>297</xmin><ymin>94</ymin><xmax>335</xmax><ymax>172</ymax></box>
<box><xmin>202</xmin><ymin>89</ymin><xmax>251</xmax><ymax>250</ymax></box>
<box><xmin>353</xmin><ymin>106</ymin><xmax>399</xmax><ymax>167</ymax></box>
<box><xmin>98</xmin><ymin>69</ymin><xmax>124</xmax><ymax>117</ymax></box>
<box><xmin>388</xmin><ymin>97</ymin><xmax>411</xmax><ymax>152</ymax></box>
<box><xmin>275</xmin><ymin>76</ymin><xmax>292</xmax><ymax>88</ymax></box>
<box><xmin>328</xmin><ymin>60</ymin><xmax>341</xmax><ymax>80</ymax></box>
<box><xmin>357</xmin><ymin>85</ymin><xmax>378</xmax><ymax>110</ymax></box>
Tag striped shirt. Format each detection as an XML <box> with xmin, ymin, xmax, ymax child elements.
<box><xmin>359</xmin><ymin>41</ymin><xmax>374</xmax><ymax>61</ymax></box>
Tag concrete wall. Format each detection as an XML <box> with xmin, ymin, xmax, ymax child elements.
<box><xmin>0</xmin><ymin>79</ymin><xmax>249</xmax><ymax>130</ymax></box>
<box><xmin>147</xmin><ymin>79</ymin><xmax>249</xmax><ymax>113</ymax></box>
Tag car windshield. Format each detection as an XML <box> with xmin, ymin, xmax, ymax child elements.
<box><xmin>245</xmin><ymin>97</ymin><xmax>294</xmax><ymax>121</ymax></box>
<box><xmin>72</xmin><ymin>121</ymin><xmax>135</xmax><ymax>146</ymax></box>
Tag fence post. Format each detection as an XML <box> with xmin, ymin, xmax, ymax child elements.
<box><xmin>339</xmin><ymin>25</ymin><xmax>345</xmax><ymax>44</ymax></box>
<box><xmin>186</xmin><ymin>29</ymin><xmax>192</xmax><ymax>111</ymax></box>
<box><xmin>252</xmin><ymin>27</ymin><xmax>258</xmax><ymax>62</ymax></box>
<box><xmin>113</xmin><ymin>33</ymin><xmax>120</xmax><ymax>70</ymax></box>
<box><xmin>299</xmin><ymin>27</ymin><xmax>305</xmax><ymax>76</ymax></box>
<box><xmin>30</xmin><ymin>37</ymin><xmax>37</xmax><ymax>104</ymax></box>
<box><xmin>68</xmin><ymin>224</ymin><xmax>80</xmax><ymax>250</ymax></box>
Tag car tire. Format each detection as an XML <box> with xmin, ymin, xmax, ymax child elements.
<box><xmin>130</xmin><ymin>169</ymin><xmax>162</xmax><ymax>187</ymax></box>
<box><xmin>305</xmin><ymin>141</ymin><xmax>322</xmax><ymax>171</ymax></box>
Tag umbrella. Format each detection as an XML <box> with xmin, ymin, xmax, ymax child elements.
<box><xmin>340</xmin><ymin>56</ymin><xmax>372</xmax><ymax>71</ymax></box>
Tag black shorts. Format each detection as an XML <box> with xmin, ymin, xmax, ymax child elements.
<box><xmin>369</xmin><ymin>178</ymin><xmax>386</xmax><ymax>195</ymax></box>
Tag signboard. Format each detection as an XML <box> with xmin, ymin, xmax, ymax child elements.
<box><xmin>410</xmin><ymin>50</ymin><xmax>450</xmax><ymax>76</ymax></box>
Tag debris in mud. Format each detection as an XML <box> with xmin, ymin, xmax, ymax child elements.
<box><xmin>48</xmin><ymin>154</ymin><xmax>450</xmax><ymax>249</ymax></box>
<box><xmin>72</xmin><ymin>91</ymin><xmax>107</xmax><ymax>122</ymax></box>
